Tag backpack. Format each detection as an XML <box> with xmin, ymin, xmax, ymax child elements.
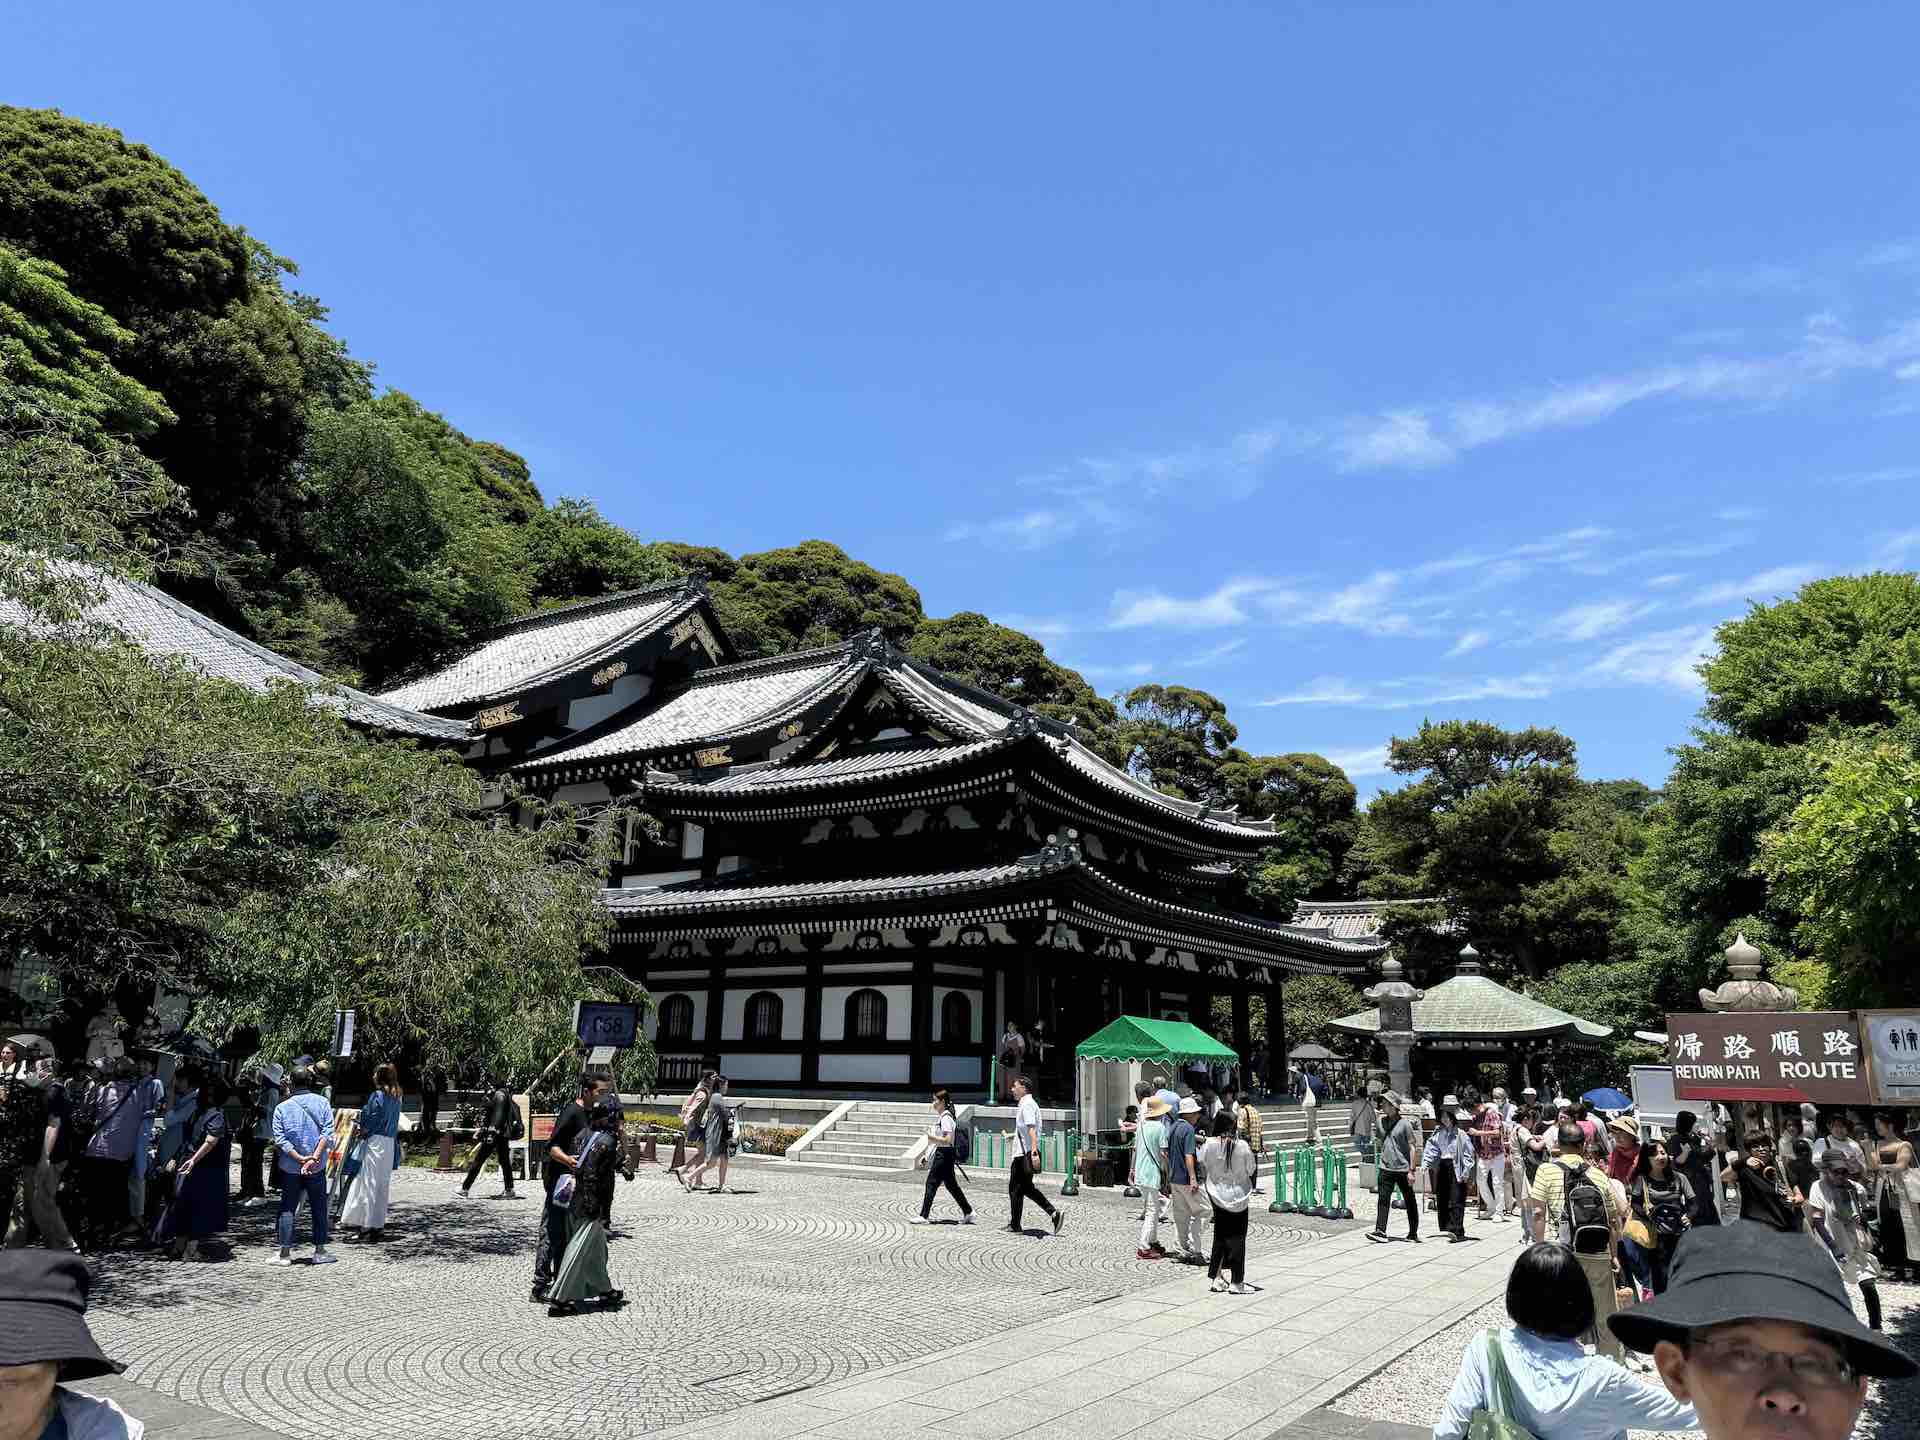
<box><xmin>1642</xmin><ymin>1179</ymin><xmax>1687</xmax><ymax>1238</ymax></box>
<box><xmin>1556</xmin><ymin>1160</ymin><xmax>1613</xmax><ymax>1254</ymax></box>
<box><xmin>508</xmin><ymin>1106</ymin><xmax>525</xmax><ymax>1142</ymax></box>
<box><xmin>952</xmin><ymin>1119</ymin><xmax>971</xmax><ymax>1164</ymax></box>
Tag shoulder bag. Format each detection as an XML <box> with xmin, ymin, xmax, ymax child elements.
<box><xmin>1467</xmin><ymin>1329</ymin><xmax>1539</xmax><ymax>1440</ymax></box>
<box><xmin>1624</xmin><ymin>1179</ymin><xmax>1656</xmax><ymax>1248</ymax></box>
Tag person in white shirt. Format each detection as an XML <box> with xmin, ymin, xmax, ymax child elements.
<box><xmin>912</xmin><ymin>1089</ymin><xmax>973</xmax><ymax>1226</ymax></box>
<box><xmin>1198</xmin><ymin>1111</ymin><xmax>1256</xmax><ymax>1294</ymax></box>
<box><xmin>1810</xmin><ymin>1112</ymin><xmax>1867</xmax><ymax>1179</ymax></box>
<box><xmin>1433</xmin><ymin>1242</ymin><xmax>1697</xmax><ymax>1440</ymax></box>
<box><xmin>1004</xmin><ymin>1076</ymin><xmax>1064</xmax><ymax>1236</ymax></box>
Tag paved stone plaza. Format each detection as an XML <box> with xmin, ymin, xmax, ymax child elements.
<box><xmin>80</xmin><ymin>1159</ymin><xmax>1446</xmax><ymax>1440</ymax></box>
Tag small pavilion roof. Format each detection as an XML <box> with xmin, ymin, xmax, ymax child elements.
<box><xmin>1328</xmin><ymin>968</ymin><xmax>1612</xmax><ymax>1043</ymax></box>
<box><xmin>0</xmin><ymin>566</ymin><xmax>468</xmax><ymax>742</ymax></box>
<box><xmin>377</xmin><ymin>578</ymin><xmax>712</xmax><ymax>713</ymax></box>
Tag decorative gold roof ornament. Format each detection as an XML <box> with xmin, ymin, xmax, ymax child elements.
<box><xmin>473</xmin><ymin>700</ymin><xmax>522</xmax><ymax>730</ymax></box>
<box><xmin>591</xmin><ymin>660</ymin><xmax>628</xmax><ymax>688</ymax></box>
<box><xmin>1699</xmin><ymin>933</ymin><xmax>1801</xmax><ymax>1013</ymax></box>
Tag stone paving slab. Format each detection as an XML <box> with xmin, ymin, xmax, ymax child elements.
<box><xmin>85</xmin><ymin>1161</ymin><xmax>1338</xmax><ymax>1438</ymax></box>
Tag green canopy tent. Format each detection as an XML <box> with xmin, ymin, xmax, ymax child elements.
<box><xmin>1074</xmin><ymin>1016</ymin><xmax>1239</xmax><ymax>1136</ymax></box>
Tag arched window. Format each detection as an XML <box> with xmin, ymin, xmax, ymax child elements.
<box><xmin>745</xmin><ymin>991</ymin><xmax>783</xmax><ymax>1042</ymax></box>
<box><xmin>658</xmin><ymin>993</ymin><xmax>694</xmax><ymax>1043</ymax></box>
<box><xmin>940</xmin><ymin>991</ymin><xmax>972</xmax><ymax>1044</ymax></box>
<box><xmin>846</xmin><ymin>988</ymin><xmax>887</xmax><ymax>1041</ymax></box>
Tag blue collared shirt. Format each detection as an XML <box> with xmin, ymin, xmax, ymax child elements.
<box><xmin>1434</xmin><ymin>1327</ymin><xmax>1697</xmax><ymax>1440</ymax></box>
<box><xmin>271</xmin><ymin>1090</ymin><xmax>334</xmax><ymax>1175</ymax></box>
<box><xmin>1423</xmin><ymin>1123</ymin><xmax>1477</xmax><ymax>1182</ymax></box>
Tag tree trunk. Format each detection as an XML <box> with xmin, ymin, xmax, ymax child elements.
<box><xmin>419</xmin><ymin>1073</ymin><xmax>442</xmax><ymax>1138</ymax></box>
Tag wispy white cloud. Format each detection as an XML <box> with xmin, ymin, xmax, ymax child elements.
<box><xmin>1687</xmin><ymin>564</ymin><xmax>1821</xmax><ymax>610</ymax></box>
<box><xmin>1182</xmin><ymin>637</ymin><xmax>1249</xmax><ymax>667</ymax></box>
<box><xmin>943</xmin><ymin>509</ymin><xmax>1086</xmax><ymax>550</ymax></box>
<box><xmin>1256</xmin><ymin>676</ymin><xmax>1368</xmax><ymax>707</ymax></box>
<box><xmin>1540</xmin><ymin>599</ymin><xmax>1660</xmax><ymax>643</ymax></box>
<box><xmin>1878</xmin><ymin>530</ymin><xmax>1920</xmax><ymax>564</ymax></box>
<box><xmin>1646</xmin><ymin>573</ymin><xmax>1688</xmax><ymax>588</ymax></box>
<box><xmin>1108</xmin><ymin>579</ymin><xmax>1288</xmax><ymax>630</ymax></box>
<box><xmin>1398</xmin><ymin>674</ymin><xmax>1555</xmax><ymax>706</ymax></box>
<box><xmin>1321</xmin><ymin>743</ymin><xmax>1393</xmax><ymax>779</ymax></box>
<box><xmin>1583</xmin><ymin>626</ymin><xmax>1719</xmax><ymax>692</ymax></box>
<box><xmin>1714</xmin><ymin>506</ymin><xmax>1764</xmax><ymax>522</ymax></box>
<box><xmin>1825</xmin><ymin>465</ymin><xmax>1920</xmax><ymax>486</ymax></box>
<box><xmin>1332</xmin><ymin>412</ymin><xmax>1453</xmax><ymax>471</ymax></box>
<box><xmin>1446</xmin><ymin>629</ymin><xmax>1490</xmax><ymax>657</ymax></box>
<box><xmin>999</xmin><ymin>612</ymin><xmax>1075</xmax><ymax>642</ymax></box>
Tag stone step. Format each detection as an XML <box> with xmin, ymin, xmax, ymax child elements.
<box><xmin>810</xmin><ymin>1136</ymin><xmax>913</xmax><ymax>1156</ymax></box>
<box><xmin>792</xmin><ymin>1144</ymin><xmax>913</xmax><ymax>1169</ymax></box>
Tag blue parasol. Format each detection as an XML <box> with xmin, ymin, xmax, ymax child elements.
<box><xmin>1582</xmin><ymin>1086</ymin><xmax>1633</xmax><ymax>1112</ymax></box>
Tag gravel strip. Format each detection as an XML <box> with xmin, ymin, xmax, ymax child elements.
<box><xmin>1328</xmin><ymin>1265</ymin><xmax>1920</xmax><ymax>1440</ymax></box>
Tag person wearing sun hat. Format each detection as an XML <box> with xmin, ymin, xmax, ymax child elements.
<box><xmin>0</xmin><ymin>1250</ymin><xmax>142</xmax><ymax>1437</ymax></box>
<box><xmin>1611</xmin><ymin>1221</ymin><xmax>1915</xmax><ymax>1440</ymax></box>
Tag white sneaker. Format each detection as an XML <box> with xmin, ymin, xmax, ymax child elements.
<box><xmin>273</xmin><ymin>1250</ymin><xmax>293</xmax><ymax>1265</ymax></box>
<box><xmin>909</xmin><ymin>1216</ymin><xmax>930</xmax><ymax>1225</ymax></box>
<box><xmin>1228</xmin><ymin>1282</ymin><xmax>1254</xmax><ymax>1295</ymax></box>
<box><xmin>310</xmin><ymin>1250</ymin><xmax>338</xmax><ymax>1266</ymax></box>
<box><xmin>1209</xmin><ymin>1278</ymin><xmax>1227</xmax><ymax>1293</ymax></box>
<box><xmin>960</xmin><ymin>1214</ymin><xmax>975</xmax><ymax>1225</ymax></box>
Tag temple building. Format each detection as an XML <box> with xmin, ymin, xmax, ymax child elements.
<box><xmin>382</xmin><ymin>590</ymin><xmax>1389</xmax><ymax>1097</ymax></box>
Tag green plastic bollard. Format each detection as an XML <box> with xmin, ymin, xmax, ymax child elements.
<box><xmin>1268</xmin><ymin>1144</ymin><xmax>1288</xmax><ymax>1213</ymax></box>
<box><xmin>1298</xmin><ymin>1142</ymin><xmax>1319</xmax><ymax>1213</ymax></box>
<box><xmin>1059</xmin><ymin>1129</ymin><xmax>1081</xmax><ymax>1196</ymax></box>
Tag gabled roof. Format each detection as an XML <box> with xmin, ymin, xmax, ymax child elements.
<box><xmin>376</xmin><ymin>578</ymin><xmax>712</xmax><ymax>713</ymax></box>
<box><xmin>1328</xmin><ymin>970</ymin><xmax>1613</xmax><ymax>1043</ymax></box>
<box><xmin>1</xmin><ymin>567</ymin><xmax>468</xmax><ymax>742</ymax></box>
<box><xmin>1077</xmin><ymin>1016</ymin><xmax>1237</xmax><ymax>1065</ymax></box>
<box><xmin>513</xmin><ymin>645</ymin><xmax>861</xmax><ymax>778</ymax></box>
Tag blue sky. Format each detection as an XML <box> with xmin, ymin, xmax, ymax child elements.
<box><xmin>11</xmin><ymin>5</ymin><xmax>1919</xmax><ymax>793</ymax></box>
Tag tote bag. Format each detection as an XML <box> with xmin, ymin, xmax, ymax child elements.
<box><xmin>1467</xmin><ymin>1330</ymin><xmax>1539</xmax><ymax>1440</ymax></box>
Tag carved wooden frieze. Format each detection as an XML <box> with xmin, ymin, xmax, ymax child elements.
<box><xmin>692</xmin><ymin>745</ymin><xmax>732</xmax><ymax>768</ymax></box>
<box><xmin>591</xmin><ymin>660</ymin><xmax>629</xmax><ymax>688</ymax></box>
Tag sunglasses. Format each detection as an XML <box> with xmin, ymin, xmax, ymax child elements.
<box><xmin>1689</xmin><ymin>1335</ymin><xmax>1855</xmax><ymax>1390</ymax></box>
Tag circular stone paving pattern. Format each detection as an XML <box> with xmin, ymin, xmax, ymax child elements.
<box><xmin>89</xmin><ymin>1162</ymin><xmax>1331</xmax><ymax>1438</ymax></box>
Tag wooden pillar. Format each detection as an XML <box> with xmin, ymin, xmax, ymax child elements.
<box><xmin>800</xmin><ymin>939</ymin><xmax>825</xmax><ymax>1088</ymax></box>
<box><xmin>1231</xmin><ymin>986</ymin><xmax>1252</xmax><ymax>1075</ymax></box>
<box><xmin>1268</xmin><ymin>977</ymin><xmax>1287</xmax><ymax>1091</ymax></box>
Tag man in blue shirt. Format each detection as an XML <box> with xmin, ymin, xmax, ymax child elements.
<box><xmin>270</xmin><ymin>1067</ymin><xmax>337</xmax><ymax>1265</ymax></box>
<box><xmin>1165</xmin><ymin>1095</ymin><xmax>1206</xmax><ymax>1263</ymax></box>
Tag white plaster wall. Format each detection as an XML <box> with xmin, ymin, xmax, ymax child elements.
<box><xmin>681</xmin><ymin>821</ymin><xmax>705</xmax><ymax>859</ymax></box>
<box><xmin>620</xmin><ymin>868</ymin><xmax>700</xmax><ymax>887</ymax></box>
<box><xmin>644</xmin><ymin>989</ymin><xmax>707</xmax><ymax>1043</ymax></box>
<box><xmin>819</xmin><ymin>1054</ymin><xmax>911</xmax><ymax>1084</ymax></box>
<box><xmin>720</xmin><ymin>986</ymin><xmax>805</xmax><ymax>1041</ymax></box>
<box><xmin>932</xmin><ymin>986</ymin><xmax>983</xmax><ymax>1044</ymax></box>
<box><xmin>550</xmin><ymin>781</ymin><xmax>613</xmax><ymax>807</ymax></box>
<box><xmin>933</xmin><ymin>1056</ymin><xmax>982</xmax><ymax>1085</ymax></box>
<box><xmin>818</xmin><ymin>984</ymin><xmax>911</xmax><ymax>1041</ymax></box>
<box><xmin>565</xmin><ymin>672</ymin><xmax>653</xmax><ymax>733</ymax></box>
<box><xmin>722</xmin><ymin>1053</ymin><xmax>803</xmax><ymax>1083</ymax></box>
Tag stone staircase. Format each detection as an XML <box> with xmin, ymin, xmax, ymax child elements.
<box><xmin>789</xmin><ymin>1101</ymin><xmax>928</xmax><ymax>1170</ymax></box>
<box><xmin>1255</xmin><ymin>1103</ymin><xmax>1361</xmax><ymax>1179</ymax></box>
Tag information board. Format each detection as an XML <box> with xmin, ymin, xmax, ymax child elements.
<box><xmin>1666</xmin><ymin>1011</ymin><xmax>1870</xmax><ymax>1104</ymax></box>
<box><xmin>1861</xmin><ymin>1010</ymin><xmax>1920</xmax><ymax>1104</ymax></box>
<box><xmin>573</xmin><ymin>1001</ymin><xmax>641</xmax><ymax>1050</ymax></box>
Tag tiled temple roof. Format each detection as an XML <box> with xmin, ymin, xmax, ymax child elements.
<box><xmin>377</xmin><ymin>578</ymin><xmax>707</xmax><ymax>713</ymax></box>
<box><xmin>1</xmin><ymin>567</ymin><xmax>468</xmax><ymax>742</ymax></box>
<box><xmin>512</xmin><ymin>645</ymin><xmax>859</xmax><ymax>777</ymax></box>
<box><xmin>1329</xmin><ymin>970</ymin><xmax>1612</xmax><ymax>1041</ymax></box>
<box><xmin>602</xmin><ymin>845</ymin><xmax>1386</xmax><ymax>972</ymax></box>
<box><xmin>1289</xmin><ymin>897</ymin><xmax>1450</xmax><ymax>941</ymax></box>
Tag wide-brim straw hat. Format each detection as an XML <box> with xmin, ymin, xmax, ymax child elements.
<box><xmin>1610</xmin><ymin>1222</ymin><xmax>1916</xmax><ymax>1378</ymax></box>
<box><xmin>1607</xmin><ymin>1116</ymin><xmax>1639</xmax><ymax>1140</ymax></box>
<box><xmin>0</xmin><ymin>1253</ymin><xmax>122</xmax><ymax>1382</ymax></box>
<box><xmin>1143</xmin><ymin>1096</ymin><xmax>1173</xmax><ymax>1119</ymax></box>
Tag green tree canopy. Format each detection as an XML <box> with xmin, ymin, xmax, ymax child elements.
<box><xmin>1355</xmin><ymin>721</ymin><xmax>1628</xmax><ymax>977</ymax></box>
<box><xmin>528</xmin><ymin>497</ymin><xmax>678</xmax><ymax>608</ymax></box>
<box><xmin>1217</xmin><ymin>751</ymin><xmax>1360</xmax><ymax>915</ymax></box>
<box><xmin>0</xmin><ymin>243</ymin><xmax>173</xmax><ymax>436</ymax></box>
<box><xmin>700</xmin><ymin>540</ymin><xmax>925</xmax><ymax>659</ymax></box>
<box><xmin>1116</xmin><ymin>684</ymin><xmax>1239</xmax><ymax>801</ymax></box>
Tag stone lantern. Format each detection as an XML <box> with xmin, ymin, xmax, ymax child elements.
<box><xmin>1364</xmin><ymin>952</ymin><xmax>1424</xmax><ymax>1100</ymax></box>
<box><xmin>1699</xmin><ymin>933</ymin><xmax>1801</xmax><ymax>1013</ymax></box>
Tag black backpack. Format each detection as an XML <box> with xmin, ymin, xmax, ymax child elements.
<box><xmin>1557</xmin><ymin>1160</ymin><xmax>1613</xmax><ymax>1254</ymax></box>
<box><xmin>952</xmin><ymin>1120</ymin><xmax>971</xmax><ymax>1164</ymax></box>
<box><xmin>1642</xmin><ymin>1179</ymin><xmax>1688</xmax><ymax>1237</ymax></box>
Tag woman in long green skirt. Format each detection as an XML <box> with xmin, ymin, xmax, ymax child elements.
<box><xmin>549</xmin><ymin>1095</ymin><xmax>625</xmax><ymax>1317</ymax></box>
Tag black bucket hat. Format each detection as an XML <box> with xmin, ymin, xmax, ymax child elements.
<box><xmin>0</xmin><ymin>1252</ymin><xmax>123</xmax><ymax>1381</ymax></box>
<box><xmin>1609</xmin><ymin>1221</ymin><xmax>1917</xmax><ymax>1379</ymax></box>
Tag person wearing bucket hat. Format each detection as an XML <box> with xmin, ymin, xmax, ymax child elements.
<box><xmin>1611</xmin><ymin>1222</ymin><xmax>1915</xmax><ymax>1440</ymax></box>
<box><xmin>1164</xmin><ymin>1095</ymin><xmax>1206</xmax><ymax>1262</ymax></box>
<box><xmin>1132</xmin><ymin>1094</ymin><xmax>1171</xmax><ymax>1259</ymax></box>
<box><xmin>0</xmin><ymin>1250</ymin><xmax>142</xmax><ymax>1437</ymax></box>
